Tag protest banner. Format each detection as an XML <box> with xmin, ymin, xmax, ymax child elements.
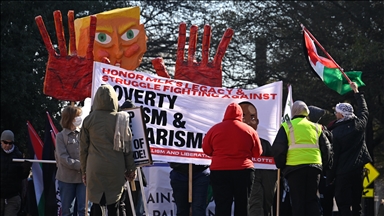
<box><xmin>142</xmin><ymin>163</ymin><xmax>234</xmax><ymax>215</ymax></box>
<box><xmin>92</xmin><ymin>62</ymin><xmax>282</xmax><ymax>168</ymax></box>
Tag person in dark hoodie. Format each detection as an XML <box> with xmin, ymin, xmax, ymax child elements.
<box><xmin>272</xmin><ymin>100</ymin><xmax>332</xmax><ymax>216</ymax></box>
<box><xmin>307</xmin><ymin>105</ymin><xmax>334</xmax><ymax>216</ymax></box>
<box><xmin>327</xmin><ymin>82</ymin><xmax>372</xmax><ymax>216</ymax></box>
<box><xmin>203</xmin><ymin>102</ymin><xmax>262</xmax><ymax>216</ymax></box>
<box><xmin>80</xmin><ymin>85</ymin><xmax>136</xmax><ymax>216</ymax></box>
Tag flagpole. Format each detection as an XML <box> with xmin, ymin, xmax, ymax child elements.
<box><xmin>301</xmin><ymin>24</ymin><xmax>352</xmax><ymax>84</ymax></box>
<box><xmin>276</xmin><ymin>168</ymin><xmax>280</xmax><ymax>216</ymax></box>
<box><xmin>13</xmin><ymin>159</ymin><xmax>56</xmax><ymax>163</ymax></box>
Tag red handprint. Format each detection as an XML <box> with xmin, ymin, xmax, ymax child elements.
<box><xmin>152</xmin><ymin>22</ymin><xmax>234</xmax><ymax>87</ymax></box>
<box><xmin>35</xmin><ymin>11</ymin><xmax>96</xmax><ymax>101</ymax></box>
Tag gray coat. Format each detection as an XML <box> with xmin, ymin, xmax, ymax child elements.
<box><xmin>55</xmin><ymin>128</ymin><xmax>82</xmax><ymax>183</ymax></box>
<box><xmin>80</xmin><ymin>85</ymin><xmax>136</xmax><ymax>205</ymax></box>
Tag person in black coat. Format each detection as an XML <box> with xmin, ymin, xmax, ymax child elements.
<box><xmin>308</xmin><ymin>105</ymin><xmax>334</xmax><ymax>216</ymax></box>
<box><xmin>239</xmin><ymin>101</ymin><xmax>277</xmax><ymax>216</ymax></box>
<box><xmin>327</xmin><ymin>82</ymin><xmax>372</xmax><ymax>216</ymax></box>
<box><xmin>0</xmin><ymin>130</ymin><xmax>31</xmax><ymax>216</ymax></box>
<box><xmin>119</xmin><ymin>100</ymin><xmax>148</xmax><ymax>216</ymax></box>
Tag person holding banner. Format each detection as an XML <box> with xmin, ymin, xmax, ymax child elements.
<box><xmin>272</xmin><ymin>100</ymin><xmax>332</xmax><ymax>216</ymax></box>
<box><xmin>119</xmin><ymin>100</ymin><xmax>147</xmax><ymax>216</ymax></box>
<box><xmin>169</xmin><ymin>162</ymin><xmax>210</xmax><ymax>216</ymax></box>
<box><xmin>55</xmin><ymin>106</ymin><xmax>86</xmax><ymax>216</ymax></box>
<box><xmin>327</xmin><ymin>82</ymin><xmax>372</xmax><ymax>216</ymax></box>
<box><xmin>307</xmin><ymin>105</ymin><xmax>334</xmax><ymax>216</ymax></box>
<box><xmin>239</xmin><ymin>101</ymin><xmax>277</xmax><ymax>216</ymax></box>
<box><xmin>203</xmin><ymin>102</ymin><xmax>262</xmax><ymax>216</ymax></box>
<box><xmin>80</xmin><ymin>85</ymin><xmax>137</xmax><ymax>216</ymax></box>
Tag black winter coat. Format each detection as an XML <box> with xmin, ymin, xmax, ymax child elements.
<box><xmin>0</xmin><ymin>145</ymin><xmax>30</xmax><ymax>199</ymax></box>
<box><xmin>307</xmin><ymin>106</ymin><xmax>334</xmax><ymax>171</ymax></box>
<box><xmin>328</xmin><ymin>93</ymin><xmax>372</xmax><ymax>181</ymax></box>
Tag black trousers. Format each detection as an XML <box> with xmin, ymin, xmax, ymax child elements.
<box><xmin>285</xmin><ymin>167</ymin><xmax>321</xmax><ymax>216</ymax></box>
<box><xmin>319</xmin><ymin>174</ymin><xmax>335</xmax><ymax>216</ymax></box>
<box><xmin>334</xmin><ymin>168</ymin><xmax>363</xmax><ymax>216</ymax></box>
<box><xmin>210</xmin><ymin>169</ymin><xmax>254</xmax><ymax>216</ymax></box>
<box><xmin>90</xmin><ymin>193</ymin><xmax>120</xmax><ymax>216</ymax></box>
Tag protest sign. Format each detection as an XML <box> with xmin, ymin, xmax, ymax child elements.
<box><xmin>124</xmin><ymin>107</ymin><xmax>152</xmax><ymax>166</ymax></box>
<box><xmin>92</xmin><ymin>62</ymin><xmax>282</xmax><ymax>168</ymax></box>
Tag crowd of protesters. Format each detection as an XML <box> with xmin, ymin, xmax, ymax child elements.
<box><xmin>1</xmin><ymin>82</ymin><xmax>374</xmax><ymax>216</ymax></box>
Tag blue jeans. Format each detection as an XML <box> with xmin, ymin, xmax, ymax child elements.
<box><xmin>170</xmin><ymin>170</ymin><xmax>210</xmax><ymax>216</ymax></box>
<box><xmin>135</xmin><ymin>187</ymin><xmax>144</xmax><ymax>215</ymax></box>
<box><xmin>58</xmin><ymin>180</ymin><xmax>86</xmax><ymax>216</ymax></box>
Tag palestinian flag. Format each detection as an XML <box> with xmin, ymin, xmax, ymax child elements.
<box><xmin>27</xmin><ymin>121</ymin><xmax>46</xmax><ymax>216</ymax></box>
<box><xmin>303</xmin><ymin>30</ymin><xmax>365</xmax><ymax>95</ymax></box>
<box><xmin>42</xmin><ymin>113</ymin><xmax>59</xmax><ymax>216</ymax></box>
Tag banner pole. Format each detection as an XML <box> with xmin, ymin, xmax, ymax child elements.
<box><xmin>138</xmin><ymin>168</ymin><xmax>149</xmax><ymax>216</ymax></box>
<box><xmin>188</xmin><ymin>163</ymin><xmax>192</xmax><ymax>206</ymax></box>
<box><xmin>126</xmin><ymin>181</ymin><xmax>136</xmax><ymax>216</ymax></box>
<box><xmin>85</xmin><ymin>187</ymin><xmax>88</xmax><ymax>216</ymax></box>
<box><xmin>188</xmin><ymin>163</ymin><xmax>193</xmax><ymax>202</ymax></box>
<box><xmin>130</xmin><ymin>180</ymin><xmax>137</xmax><ymax>191</ymax></box>
<box><xmin>276</xmin><ymin>169</ymin><xmax>281</xmax><ymax>216</ymax></box>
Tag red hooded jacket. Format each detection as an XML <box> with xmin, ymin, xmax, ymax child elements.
<box><xmin>202</xmin><ymin>102</ymin><xmax>262</xmax><ymax>170</ymax></box>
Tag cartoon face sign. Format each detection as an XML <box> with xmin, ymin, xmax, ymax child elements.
<box><xmin>74</xmin><ymin>6</ymin><xmax>147</xmax><ymax>70</ymax></box>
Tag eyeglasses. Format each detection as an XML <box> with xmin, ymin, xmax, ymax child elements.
<box><xmin>2</xmin><ymin>140</ymin><xmax>14</xmax><ymax>145</ymax></box>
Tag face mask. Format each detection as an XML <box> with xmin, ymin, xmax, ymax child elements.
<box><xmin>73</xmin><ymin>116</ymin><xmax>82</xmax><ymax>127</ymax></box>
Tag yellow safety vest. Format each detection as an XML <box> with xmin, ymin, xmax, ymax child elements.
<box><xmin>282</xmin><ymin>118</ymin><xmax>322</xmax><ymax>166</ymax></box>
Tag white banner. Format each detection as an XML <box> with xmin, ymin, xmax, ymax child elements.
<box><xmin>142</xmin><ymin>163</ymin><xmax>234</xmax><ymax>216</ymax></box>
<box><xmin>92</xmin><ymin>62</ymin><xmax>282</xmax><ymax>168</ymax></box>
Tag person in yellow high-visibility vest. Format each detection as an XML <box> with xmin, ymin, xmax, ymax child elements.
<box><xmin>272</xmin><ymin>100</ymin><xmax>332</xmax><ymax>216</ymax></box>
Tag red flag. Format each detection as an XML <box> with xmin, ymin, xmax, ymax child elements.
<box><xmin>27</xmin><ymin>121</ymin><xmax>43</xmax><ymax>160</ymax></box>
<box><xmin>27</xmin><ymin>121</ymin><xmax>45</xmax><ymax>215</ymax></box>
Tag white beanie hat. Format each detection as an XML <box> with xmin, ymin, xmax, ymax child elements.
<box><xmin>335</xmin><ymin>103</ymin><xmax>354</xmax><ymax>117</ymax></box>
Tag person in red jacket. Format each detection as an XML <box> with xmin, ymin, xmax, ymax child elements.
<box><xmin>203</xmin><ymin>102</ymin><xmax>262</xmax><ymax>216</ymax></box>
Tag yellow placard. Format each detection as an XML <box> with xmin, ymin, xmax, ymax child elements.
<box><xmin>363</xmin><ymin>163</ymin><xmax>380</xmax><ymax>188</ymax></box>
<box><xmin>362</xmin><ymin>188</ymin><xmax>374</xmax><ymax>198</ymax></box>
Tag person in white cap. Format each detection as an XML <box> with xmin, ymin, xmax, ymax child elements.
<box><xmin>1</xmin><ymin>130</ymin><xmax>31</xmax><ymax>216</ymax></box>
<box><xmin>272</xmin><ymin>100</ymin><xmax>332</xmax><ymax>216</ymax></box>
<box><xmin>327</xmin><ymin>82</ymin><xmax>372</xmax><ymax>216</ymax></box>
